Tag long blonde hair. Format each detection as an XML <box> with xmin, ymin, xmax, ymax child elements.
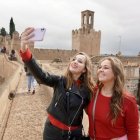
<box><xmin>64</xmin><ymin>52</ymin><xmax>95</xmax><ymax>95</ymax></box>
<box><xmin>98</xmin><ymin>56</ymin><xmax>125</xmax><ymax>124</ymax></box>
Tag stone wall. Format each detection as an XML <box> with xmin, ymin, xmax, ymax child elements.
<box><xmin>72</xmin><ymin>10</ymin><xmax>101</xmax><ymax>56</ymax></box>
<box><xmin>32</xmin><ymin>48</ymin><xmax>78</xmax><ymax>61</ymax></box>
<box><xmin>72</xmin><ymin>28</ymin><xmax>101</xmax><ymax>56</ymax></box>
<box><xmin>91</xmin><ymin>55</ymin><xmax>140</xmax><ymax>65</ymax></box>
<box><xmin>0</xmin><ymin>54</ymin><xmax>17</xmax><ymax>80</ymax></box>
<box><xmin>0</xmin><ymin>55</ymin><xmax>22</xmax><ymax>128</ymax></box>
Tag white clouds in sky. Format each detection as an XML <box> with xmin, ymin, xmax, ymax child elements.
<box><xmin>0</xmin><ymin>0</ymin><xmax>140</xmax><ymax>55</ymax></box>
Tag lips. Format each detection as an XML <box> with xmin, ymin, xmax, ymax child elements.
<box><xmin>70</xmin><ymin>63</ymin><xmax>78</xmax><ymax>69</ymax></box>
<box><xmin>98</xmin><ymin>72</ymin><xmax>105</xmax><ymax>76</ymax></box>
<box><xmin>98</xmin><ymin>73</ymin><xmax>106</xmax><ymax>79</ymax></box>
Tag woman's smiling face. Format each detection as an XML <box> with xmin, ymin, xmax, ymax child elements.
<box><xmin>97</xmin><ymin>59</ymin><xmax>115</xmax><ymax>84</ymax></box>
<box><xmin>69</xmin><ymin>54</ymin><xmax>86</xmax><ymax>76</ymax></box>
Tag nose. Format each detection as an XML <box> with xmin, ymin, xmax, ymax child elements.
<box><xmin>98</xmin><ymin>67</ymin><xmax>104</xmax><ymax>72</ymax></box>
<box><xmin>73</xmin><ymin>59</ymin><xmax>78</xmax><ymax>64</ymax></box>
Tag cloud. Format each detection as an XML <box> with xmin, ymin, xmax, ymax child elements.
<box><xmin>0</xmin><ymin>0</ymin><xmax>140</xmax><ymax>55</ymax></box>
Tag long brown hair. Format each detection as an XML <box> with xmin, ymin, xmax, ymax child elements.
<box><xmin>64</xmin><ymin>52</ymin><xmax>95</xmax><ymax>95</ymax></box>
<box><xmin>98</xmin><ymin>56</ymin><xmax>125</xmax><ymax>124</ymax></box>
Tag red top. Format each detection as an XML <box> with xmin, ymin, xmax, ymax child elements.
<box><xmin>87</xmin><ymin>91</ymin><xmax>139</xmax><ymax>140</ymax></box>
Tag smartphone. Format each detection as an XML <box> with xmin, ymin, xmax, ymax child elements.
<box><xmin>29</xmin><ymin>28</ymin><xmax>46</xmax><ymax>41</ymax></box>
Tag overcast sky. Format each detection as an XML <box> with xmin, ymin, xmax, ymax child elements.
<box><xmin>1</xmin><ymin>0</ymin><xmax>140</xmax><ymax>56</ymax></box>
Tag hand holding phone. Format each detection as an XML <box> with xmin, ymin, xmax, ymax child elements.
<box><xmin>29</xmin><ymin>28</ymin><xmax>46</xmax><ymax>41</ymax></box>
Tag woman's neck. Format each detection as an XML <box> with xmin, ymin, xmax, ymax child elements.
<box><xmin>101</xmin><ymin>84</ymin><xmax>113</xmax><ymax>97</ymax></box>
<box><xmin>72</xmin><ymin>74</ymin><xmax>80</xmax><ymax>81</ymax></box>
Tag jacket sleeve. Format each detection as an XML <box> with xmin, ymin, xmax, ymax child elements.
<box><xmin>25</xmin><ymin>58</ymin><xmax>61</xmax><ymax>87</ymax></box>
<box><xmin>24</xmin><ymin>66</ymin><xmax>27</xmax><ymax>72</ymax></box>
<box><xmin>124</xmin><ymin>96</ymin><xmax>139</xmax><ymax>140</ymax></box>
<box><xmin>20</xmin><ymin>48</ymin><xmax>61</xmax><ymax>87</ymax></box>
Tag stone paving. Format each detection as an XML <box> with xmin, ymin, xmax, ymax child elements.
<box><xmin>2</xmin><ymin>63</ymin><xmax>140</xmax><ymax>140</ymax></box>
<box><xmin>2</xmin><ymin>72</ymin><xmax>52</xmax><ymax>140</ymax></box>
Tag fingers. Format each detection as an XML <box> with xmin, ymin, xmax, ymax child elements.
<box><xmin>24</xmin><ymin>27</ymin><xmax>34</xmax><ymax>37</ymax></box>
<box><xmin>21</xmin><ymin>27</ymin><xmax>34</xmax><ymax>41</ymax></box>
<box><xmin>20</xmin><ymin>27</ymin><xmax>35</xmax><ymax>51</ymax></box>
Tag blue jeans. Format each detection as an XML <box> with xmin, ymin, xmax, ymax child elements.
<box><xmin>27</xmin><ymin>75</ymin><xmax>36</xmax><ymax>91</ymax></box>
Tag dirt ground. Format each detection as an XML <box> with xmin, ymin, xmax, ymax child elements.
<box><xmin>0</xmin><ymin>76</ymin><xmax>5</xmax><ymax>85</ymax></box>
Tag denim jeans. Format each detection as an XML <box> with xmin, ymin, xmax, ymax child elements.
<box><xmin>27</xmin><ymin>75</ymin><xmax>36</xmax><ymax>91</ymax></box>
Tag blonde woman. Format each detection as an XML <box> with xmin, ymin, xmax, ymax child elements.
<box><xmin>87</xmin><ymin>57</ymin><xmax>139</xmax><ymax>140</ymax></box>
<box><xmin>20</xmin><ymin>27</ymin><xmax>95</xmax><ymax>140</ymax></box>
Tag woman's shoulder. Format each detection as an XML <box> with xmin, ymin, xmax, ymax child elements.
<box><xmin>61</xmin><ymin>76</ymin><xmax>66</xmax><ymax>81</ymax></box>
<box><xmin>123</xmin><ymin>92</ymin><xmax>137</xmax><ymax>106</ymax></box>
<box><xmin>122</xmin><ymin>92</ymin><xmax>139</xmax><ymax>119</ymax></box>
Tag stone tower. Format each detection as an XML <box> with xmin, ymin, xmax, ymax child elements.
<box><xmin>11</xmin><ymin>31</ymin><xmax>20</xmax><ymax>50</ymax></box>
<box><xmin>72</xmin><ymin>10</ymin><xmax>101</xmax><ymax>56</ymax></box>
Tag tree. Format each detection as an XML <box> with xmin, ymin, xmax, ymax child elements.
<box><xmin>9</xmin><ymin>17</ymin><xmax>16</xmax><ymax>38</ymax></box>
<box><xmin>0</xmin><ymin>27</ymin><xmax>6</xmax><ymax>36</ymax></box>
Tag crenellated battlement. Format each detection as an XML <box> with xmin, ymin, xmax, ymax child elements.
<box><xmin>72</xmin><ymin>27</ymin><xmax>100</xmax><ymax>35</ymax></box>
<box><xmin>72</xmin><ymin>10</ymin><xmax>101</xmax><ymax>56</ymax></box>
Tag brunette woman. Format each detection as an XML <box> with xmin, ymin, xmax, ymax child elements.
<box><xmin>20</xmin><ymin>27</ymin><xmax>95</xmax><ymax>140</ymax></box>
<box><xmin>87</xmin><ymin>57</ymin><xmax>139</xmax><ymax>140</ymax></box>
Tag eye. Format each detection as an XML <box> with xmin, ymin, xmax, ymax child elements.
<box><xmin>77</xmin><ymin>59</ymin><xmax>83</xmax><ymax>63</ymax></box>
<box><xmin>104</xmin><ymin>66</ymin><xmax>109</xmax><ymax>69</ymax></box>
<box><xmin>104</xmin><ymin>66</ymin><xmax>112</xmax><ymax>69</ymax></box>
<box><xmin>98</xmin><ymin>65</ymin><xmax>101</xmax><ymax>69</ymax></box>
<box><xmin>98</xmin><ymin>66</ymin><xmax>110</xmax><ymax>70</ymax></box>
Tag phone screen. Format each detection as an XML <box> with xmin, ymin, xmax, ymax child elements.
<box><xmin>29</xmin><ymin>28</ymin><xmax>46</xmax><ymax>41</ymax></box>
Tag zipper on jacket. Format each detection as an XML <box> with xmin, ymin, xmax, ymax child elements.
<box><xmin>66</xmin><ymin>91</ymin><xmax>70</xmax><ymax>124</ymax></box>
<box><xmin>67</xmin><ymin>88</ymin><xmax>84</xmax><ymax>135</ymax></box>
<box><xmin>54</xmin><ymin>94</ymin><xmax>62</xmax><ymax>107</ymax></box>
<box><xmin>55</xmin><ymin>87</ymin><xmax>84</xmax><ymax>135</ymax></box>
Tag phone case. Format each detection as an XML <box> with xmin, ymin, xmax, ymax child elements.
<box><xmin>29</xmin><ymin>28</ymin><xmax>46</xmax><ymax>41</ymax></box>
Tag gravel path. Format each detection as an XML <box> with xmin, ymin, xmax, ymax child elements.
<box><xmin>2</xmin><ymin>71</ymin><xmax>52</xmax><ymax>140</ymax></box>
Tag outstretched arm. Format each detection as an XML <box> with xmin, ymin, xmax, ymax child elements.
<box><xmin>20</xmin><ymin>27</ymin><xmax>60</xmax><ymax>87</ymax></box>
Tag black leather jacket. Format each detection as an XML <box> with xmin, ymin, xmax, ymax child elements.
<box><xmin>25</xmin><ymin>58</ymin><xmax>91</xmax><ymax>126</ymax></box>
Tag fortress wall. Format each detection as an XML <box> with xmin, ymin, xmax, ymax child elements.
<box><xmin>124</xmin><ymin>66</ymin><xmax>139</xmax><ymax>78</ymax></box>
<box><xmin>81</xmin><ymin>31</ymin><xmax>101</xmax><ymax>56</ymax></box>
<box><xmin>32</xmin><ymin>48</ymin><xmax>78</xmax><ymax>61</ymax></box>
<box><xmin>0</xmin><ymin>54</ymin><xmax>17</xmax><ymax>79</ymax></box>
<box><xmin>124</xmin><ymin>66</ymin><xmax>139</xmax><ymax>97</ymax></box>
<box><xmin>0</xmin><ymin>60</ymin><xmax>22</xmax><ymax>128</ymax></box>
<box><xmin>91</xmin><ymin>55</ymin><xmax>140</xmax><ymax>65</ymax></box>
<box><xmin>72</xmin><ymin>28</ymin><xmax>101</xmax><ymax>56</ymax></box>
<box><xmin>119</xmin><ymin>56</ymin><xmax>140</xmax><ymax>65</ymax></box>
<box><xmin>125</xmin><ymin>79</ymin><xmax>139</xmax><ymax>97</ymax></box>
